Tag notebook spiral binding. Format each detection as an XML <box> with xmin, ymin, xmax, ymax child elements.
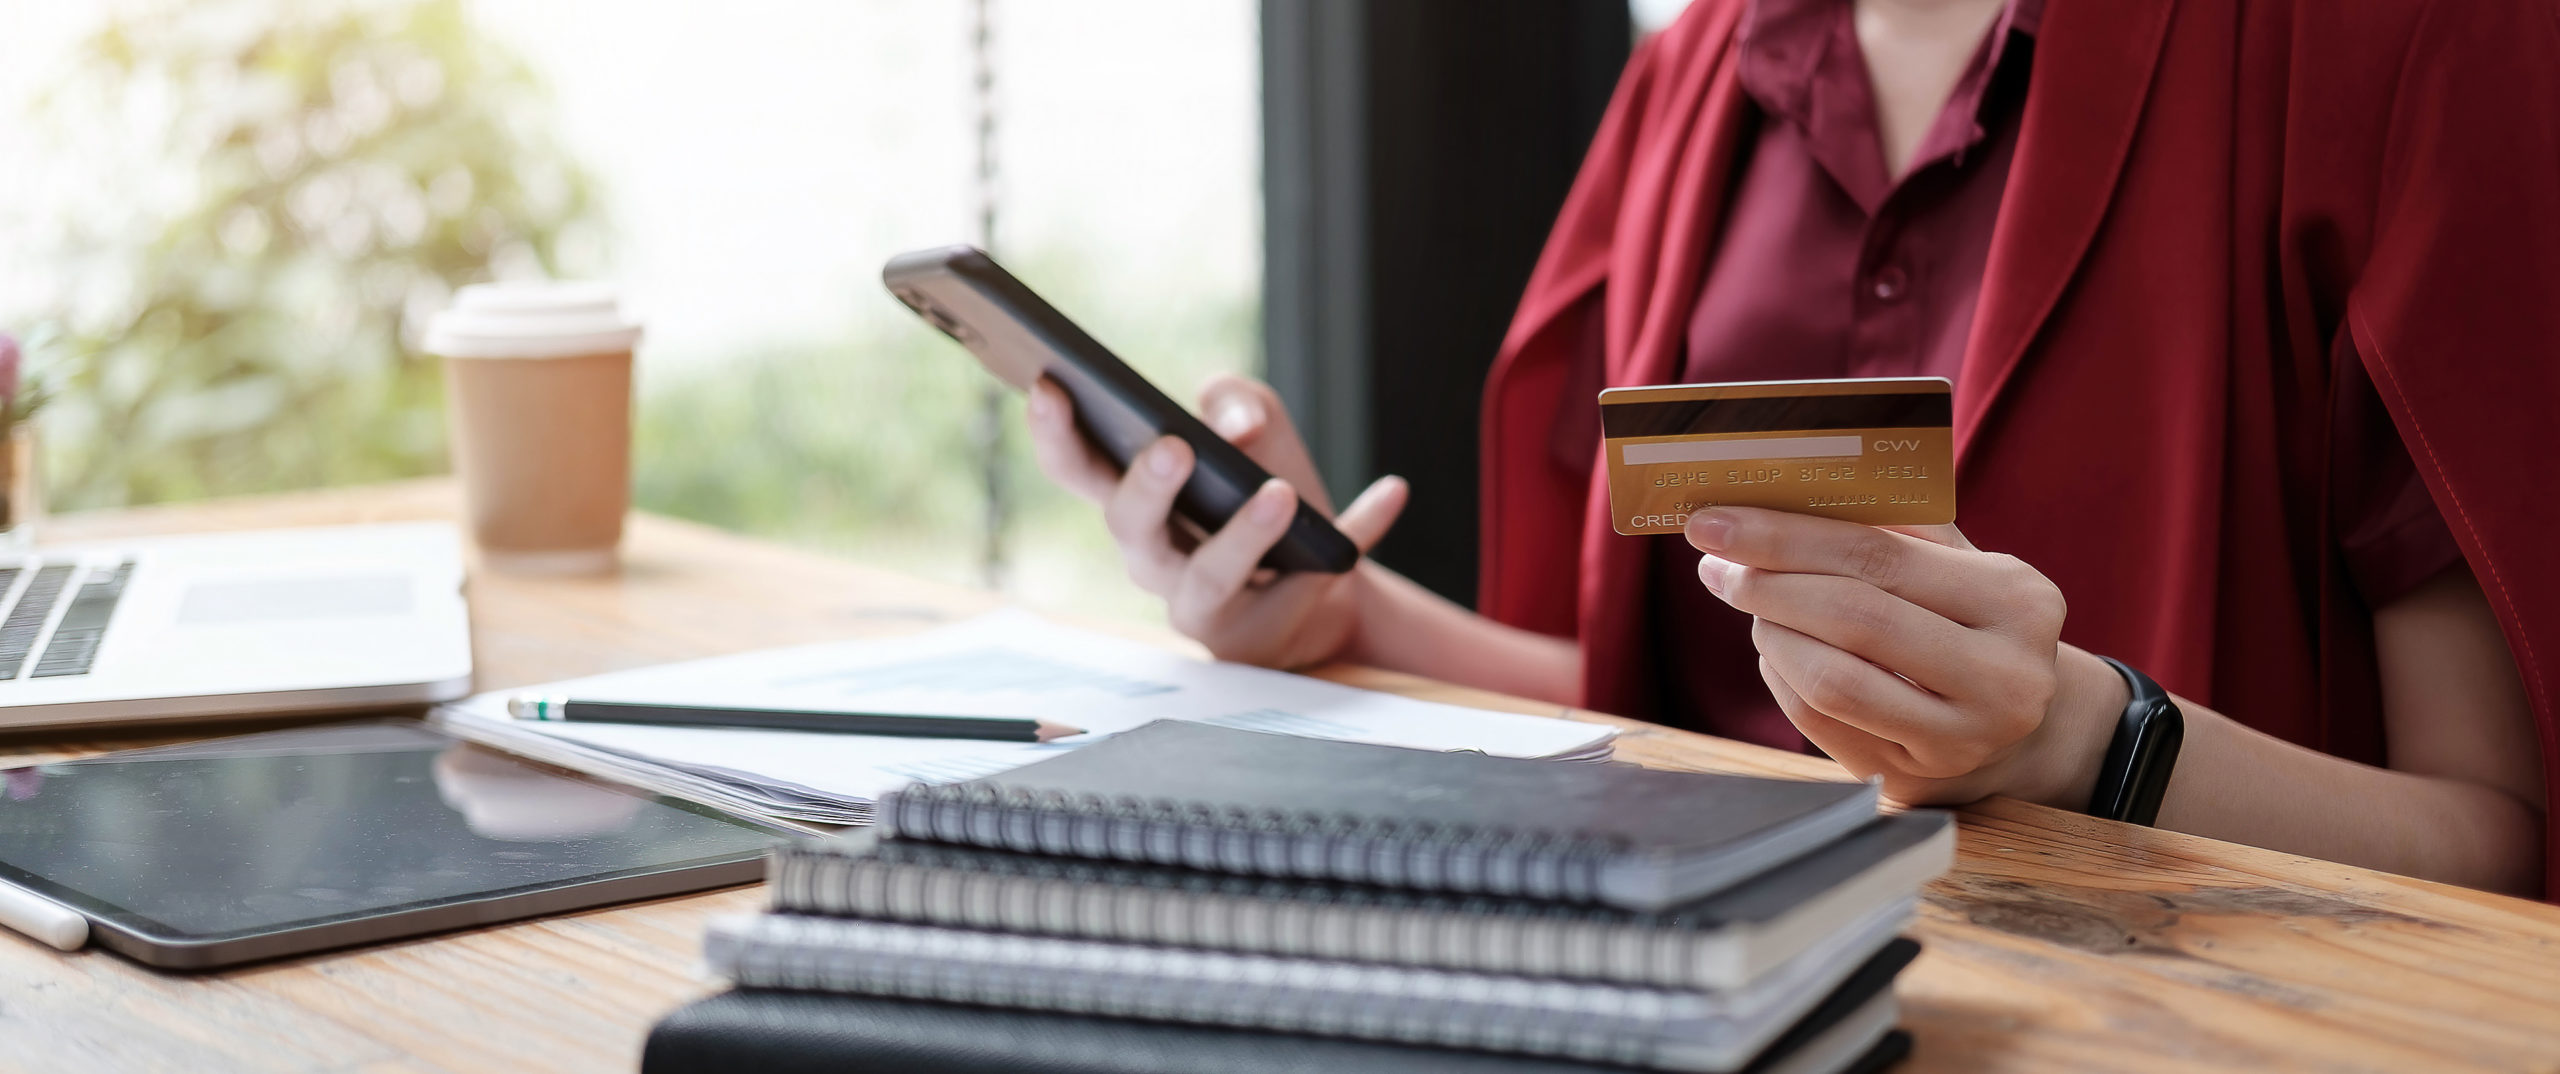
<box><xmin>769</xmin><ymin>851</ymin><xmax>1730</xmax><ymax>988</ymax></box>
<box><xmin>879</xmin><ymin>783</ymin><xmax>1630</xmax><ymax>902</ymax></box>
<box><xmin>709</xmin><ymin>915</ymin><xmax>1690</xmax><ymax>1069</ymax></box>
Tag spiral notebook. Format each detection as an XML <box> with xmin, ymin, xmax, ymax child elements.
<box><xmin>642</xmin><ymin>986</ymin><xmax>1909</xmax><ymax>1074</ymax></box>
<box><xmin>701</xmin><ymin>915</ymin><xmax>1918</xmax><ymax>1073</ymax></box>
<box><xmin>768</xmin><ymin>813</ymin><xmax>1951</xmax><ymax>989</ymax></box>
<box><xmin>878</xmin><ymin>721</ymin><xmax>1879</xmax><ymax>910</ymax></box>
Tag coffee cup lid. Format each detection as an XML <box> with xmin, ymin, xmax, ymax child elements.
<box><xmin>425</xmin><ymin>281</ymin><xmax>642</xmax><ymax>359</ymax></box>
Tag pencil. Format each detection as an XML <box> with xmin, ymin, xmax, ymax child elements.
<box><xmin>504</xmin><ymin>696</ymin><xmax>1083</xmax><ymax>742</ymax></box>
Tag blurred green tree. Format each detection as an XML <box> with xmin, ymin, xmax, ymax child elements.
<box><xmin>18</xmin><ymin>0</ymin><xmax>601</xmax><ymax>509</ymax></box>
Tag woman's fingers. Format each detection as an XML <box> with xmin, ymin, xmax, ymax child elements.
<box><xmin>1026</xmin><ymin>378</ymin><xmax>1120</xmax><ymax>502</ymax></box>
<box><xmin>1689</xmin><ymin>507</ymin><xmax>2038</xmax><ymax>630</ymax></box>
<box><xmin>1700</xmin><ymin>557</ymin><xmax>1985</xmax><ymax>701</ymax></box>
<box><xmin>1333</xmin><ymin>475</ymin><xmax>1410</xmax><ymax>552</ymax></box>
<box><xmin>1883</xmin><ymin>522</ymin><xmax>1978</xmax><ymax>552</ymax></box>
<box><xmin>1750</xmin><ymin>618</ymin><xmax>1993</xmax><ymax>779</ymax></box>
<box><xmin>1170</xmin><ymin>475</ymin><xmax>1404</xmax><ymax>638</ymax></box>
<box><xmin>1168</xmin><ymin>479</ymin><xmax>1299</xmax><ymax>638</ymax></box>
<box><xmin>1200</xmin><ymin>374</ymin><xmax>1270</xmax><ymax>444</ymax></box>
<box><xmin>1196</xmin><ymin>374</ymin><xmax>1336</xmax><ymax>515</ymax></box>
<box><xmin>1102</xmin><ymin>437</ymin><xmax>1194</xmax><ymax>595</ymax></box>
<box><xmin>1758</xmin><ymin>656</ymin><xmax>1909</xmax><ymax>776</ymax></box>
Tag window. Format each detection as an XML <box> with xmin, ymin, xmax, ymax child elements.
<box><xmin>0</xmin><ymin>0</ymin><xmax>1260</xmax><ymax>621</ymax></box>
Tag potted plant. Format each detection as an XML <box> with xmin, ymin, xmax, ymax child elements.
<box><xmin>0</xmin><ymin>328</ymin><xmax>64</xmax><ymax>548</ymax></box>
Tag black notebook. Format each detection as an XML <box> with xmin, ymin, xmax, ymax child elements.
<box><xmin>640</xmin><ymin>1001</ymin><xmax>1907</xmax><ymax>1074</ymax></box>
<box><xmin>648</xmin><ymin>940</ymin><xmax>1921</xmax><ymax>1074</ymax></box>
<box><xmin>878</xmin><ymin>721</ymin><xmax>1879</xmax><ymax>910</ymax></box>
<box><xmin>705</xmin><ymin>912</ymin><xmax>1906</xmax><ymax>1070</ymax></box>
<box><xmin>769</xmin><ymin>813</ymin><xmax>1953</xmax><ymax>989</ymax></box>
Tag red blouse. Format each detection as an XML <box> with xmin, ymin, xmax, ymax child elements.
<box><xmin>1640</xmin><ymin>0</ymin><xmax>2459</xmax><ymax>746</ymax></box>
<box><xmin>1477</xmin><ymin>0</ymin><xmax>2560</xmax><ymax>895</ymax></box>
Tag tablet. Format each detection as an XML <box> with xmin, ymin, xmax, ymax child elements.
<box><xmin>0</xmin><ymin>721</ymin><xmax>800</xmax><ymax>970</ymax></box>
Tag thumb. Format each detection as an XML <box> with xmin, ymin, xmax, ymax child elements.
<box><xmin>1199</xmin><ymin>376</ymin><xmax>1270</xmax><ymax>446</ymax></box>
<box><xmin>1196</xmin><ymin>373</ymin><xmax>1335</xmax><ymax>515</ymax></box>
<box><xmin>1884</xmin><ymin>522</ymin><xmax>1977</xmax><ymax>552</ymax></box>
<box><xmin>1334</xmin><ymin>475</ymin><xmax>1410</xmax><ymax>554</ymax></box>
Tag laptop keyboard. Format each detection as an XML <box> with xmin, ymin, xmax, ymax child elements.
<box><xmin>34</xmin><ymin>561</ymin><xmax>134</xmax><ymax>678</ymax></box>
<box><xmin>0</xmin><ymin>560</ymin><xmax>133</xmax><ymax>680</ymax></box>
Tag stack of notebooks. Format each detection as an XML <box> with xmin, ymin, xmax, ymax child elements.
<box><xmin>644</xmin><ymin>721</ymin><xmax>1953</xmax><ymax>1074</ymax></box>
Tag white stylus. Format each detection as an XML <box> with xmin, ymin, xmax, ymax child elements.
<box><xmin>0</xmin><ymin>879</ymin><xmax>87</xmax><ymax>951</ymax></box>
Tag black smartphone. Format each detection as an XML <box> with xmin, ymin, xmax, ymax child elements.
<box><xmin>883</xmin><ymin>245</ymin><xmax>1359</xmax><ymax>574</ymax></box>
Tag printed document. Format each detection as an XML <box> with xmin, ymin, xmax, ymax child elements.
<box><xmin>432</xmin><ymin>610</ymin><xmax>1615</xmax><ymax>824</ymax></box>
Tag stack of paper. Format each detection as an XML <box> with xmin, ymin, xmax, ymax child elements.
<box><xmin>431</xmin><ymin>611</ymin><xmax>1615</xmax><ymax>825</ymax></box>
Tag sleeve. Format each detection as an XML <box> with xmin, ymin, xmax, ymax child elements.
<box><xmin>2343</xmin><ymin>0</ymin><xmax>2560</xmax><ymax>897</ymax></box>
<box><xmin>2331</xmin><ymin>333</ymin><xmax>2463</xmax><ymax>608</ymax></box>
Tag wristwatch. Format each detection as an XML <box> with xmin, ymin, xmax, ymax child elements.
<box><xmin>2086</xmin><ymin>656</ymin><xmax>2184</xmax><ymax>826</ymax></box>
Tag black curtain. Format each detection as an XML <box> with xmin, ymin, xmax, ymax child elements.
<box><xmin>1262</xmin><ymin>0</ymin><xmax>1632</xmax><ymax>604</ymax></box>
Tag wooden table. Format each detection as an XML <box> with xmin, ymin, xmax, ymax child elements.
<box><xmin>3</xmin><ymin>480</ymin><xmax>2557</xmax><ymax>1073</ymax></box>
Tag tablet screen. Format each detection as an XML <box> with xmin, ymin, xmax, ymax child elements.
<box><xmin>0</xmin><ymin>721</ymin><xmax>791</xmax><ymax>946</ymax></box>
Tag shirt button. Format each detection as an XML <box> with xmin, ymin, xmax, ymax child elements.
<box><xmin>1871</xmin><ymin>266</ymin><xmax>1909</xmax><ymax>303</ymax></box>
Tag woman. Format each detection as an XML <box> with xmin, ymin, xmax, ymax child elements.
<box><xmin>1026</xmin><ymin>0</ymin><xmax>2560</xmax><ymax>896</ymax></box>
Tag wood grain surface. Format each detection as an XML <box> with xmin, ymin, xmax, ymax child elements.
<box><xmin>2</xmin><ymin>480</ymin><xmax>2555</xmax><ymax>1073</ymax></box>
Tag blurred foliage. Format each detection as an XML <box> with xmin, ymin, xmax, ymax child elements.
<box><xmin>17</xmin><ymin>0</ymin><xmax>601</xmax><ymax>510</ymax></box>
<box><xmin>634</xmin><ymin>253</ymin><xmax>1257</xmax><ymax>617</ymax></box>
<box><xmin>9</xmin><ymin>0</ymin><xmax>1262</xmax><ymax>622</ymax></box>
<box><xmin>0</xmin><ymin>324</ymin><xmax>75</xmax><ymax>425</ymax></box>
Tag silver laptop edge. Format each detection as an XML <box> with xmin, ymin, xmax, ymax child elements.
<box><xmin>0</xmin><ymin>522</ymin><xmax>474</xmax><ymax>731</ymax></box>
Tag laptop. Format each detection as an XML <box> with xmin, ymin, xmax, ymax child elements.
<box><xmin>0</xmin><ymin>523</ymin><xmax>472</xmax><ymax>731</ymax></box>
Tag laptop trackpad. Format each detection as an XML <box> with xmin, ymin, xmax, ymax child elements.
<box><xmin>178</xmin><ymin>575</ymin><xmax>415</xmax><ymax>624</ymax></box>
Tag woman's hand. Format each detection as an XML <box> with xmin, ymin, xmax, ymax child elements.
<box><xmin>1025</xmin><ymin>374</ymin><xmax>1407</xmax><ymax>670</ymax></box>
<box><xmin>1685</xmin><ymin>507</ymin><xmax>2126</xmax><ymax>808</ymax></box>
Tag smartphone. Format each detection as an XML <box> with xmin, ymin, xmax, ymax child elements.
<box><xmin>883</xmin><ymin>245</ymin><xmax>1359</xmax><ymax>574</ymax></box>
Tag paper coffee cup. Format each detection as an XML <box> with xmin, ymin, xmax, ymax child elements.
<box><xmin>428</xmin><ymin>282</ymin><xmax>640</xmax><ymax>575</ymax></box>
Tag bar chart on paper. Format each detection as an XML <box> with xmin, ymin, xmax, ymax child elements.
<box><xmin>432</xmin><ymin>611</ymin><xmax>1616</xmax><ymax>824</ymax></box>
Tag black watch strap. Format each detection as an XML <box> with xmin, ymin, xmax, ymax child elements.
<box><xmin>2086</xmin><ymin>656</ymin><xmax>2184</xmax><ymax>826</ymax></box>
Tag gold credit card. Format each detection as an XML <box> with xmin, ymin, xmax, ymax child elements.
<box><xmin>1600</xmin><ymin>377</ymin><xmax>1956</xmax><ymax>535</ymax></box>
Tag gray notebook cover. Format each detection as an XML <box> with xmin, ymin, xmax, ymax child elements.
<box><xmin>881</xmin><ymin>720</ymin><xmax>1880</xmax><ymax>909</ymax></box>
<box><xmin>702</xmin><ymin>916</ymin><xmax>1917</xmax><ymax>1073</ymax></box>
<box><xmin>772</xmin><ymin>813</ymin><xmax>1950</xmax><ymax>988</ymax></box>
